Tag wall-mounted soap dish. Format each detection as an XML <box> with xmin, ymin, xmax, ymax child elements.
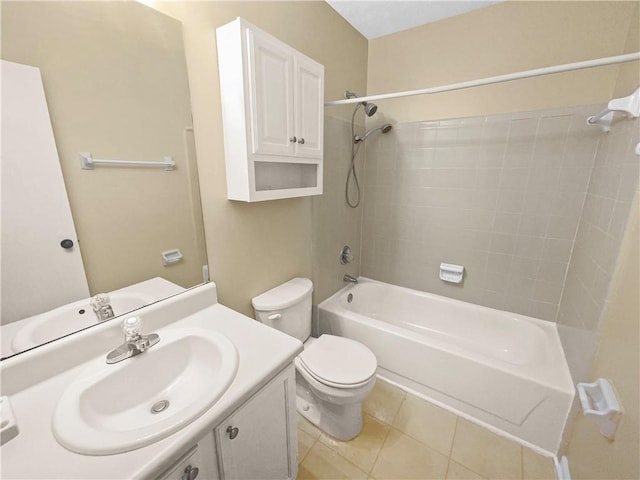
<box><xmin>440</xmin><ymin>263</ymin><xmax>464</xmax><ymax>284</ymax></box>
<box><xmin>576</xmin><ymin>378</ymin><xmax>622</xmax><ymax>440</ymax></box>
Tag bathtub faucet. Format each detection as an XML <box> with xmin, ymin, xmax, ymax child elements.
<box><xmin>343</xmin><ymin>274</ymin><xmax>358</xmax><ymax>285</ymax></box>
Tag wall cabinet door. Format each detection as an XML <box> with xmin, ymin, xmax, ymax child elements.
<box><xmin>215</xmin><ymin>368</ymin><xmax>297</xmax><ymax>479</ymax></box>
<box><xmin>247</xmin><ymin>28</ymin><xmax>323</xmax><ymax>160</ymax></box>
<box><xmin>294</xmin><ymin>56</ymin><xmax>324</xmax><ymax>159</ymax></box>
<box><xmin>248</xmin><ymin>28</ymin><xmax>295</xmax><ymax>157</ymax></box>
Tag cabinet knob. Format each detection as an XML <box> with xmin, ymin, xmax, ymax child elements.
<box><xmin>181</xmin><ymin>465</ymin><xmax>199</xmax><ymax>480</ymax></box>
<box><xmin>60</xmin><ymin>239</ymin><xmax>74</xmax><ymax>249</ymax></box>
<box><xmin>297</xmin><ymin>137</ymin><xmax>305</xmax><ymax>145</ymax></box>
<box><xmin>289</xmin><ymin>136</ymin><xmax>297</xmax><ymax>143</ymax></box>
<box><xmin>226</xmin><ymin>425</ymin><xmax>239</xmax><ymax>439</ymax></box>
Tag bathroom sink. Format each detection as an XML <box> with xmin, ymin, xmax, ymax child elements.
<box><xmin>52</xmin><ymin>327</ymin><xmax>238</xmax><ymax>455</ymax></box>
<box><xmin>11</xmin><ymin>292</ymin><xmax>156</xmax><ymax>351</ymax></box>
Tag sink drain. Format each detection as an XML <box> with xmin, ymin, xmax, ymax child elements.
<box><xmin>151</xmin><ymin>400</ymin><xmax>170</xmax><ymax>414</ymax></box>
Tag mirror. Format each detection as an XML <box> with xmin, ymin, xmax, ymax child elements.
<box><xmin>1</xmin><ymin>2</ymin><xmax>207</xmax><ymax>359</ymax></box>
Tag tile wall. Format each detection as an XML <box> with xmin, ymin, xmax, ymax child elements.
<box><xmin>318</xmin><ymin>108</ymin><xmax>638</xmax><ymax>383</ymax></box>
<box><xmin>311</xmin><ymin>115</ymin><xmax>364</xmax><ymax>304</ymax></box>
<box><xmin>556</xmin><ymin>117</ymin><xmax>639</xmax><ymax>382</ymax></box>
<box><xmin>361</xmin><ymin>106</ymin><xmax>604</xmax><ymax>321</ymax></box>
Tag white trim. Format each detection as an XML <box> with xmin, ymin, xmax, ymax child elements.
<box><xmin>555</xmin><ymin>456</ymin><xmax>572</xmax><ymax>480</ymax></box>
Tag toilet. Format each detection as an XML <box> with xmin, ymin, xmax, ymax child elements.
<box><xmin>252</xmin><ymin>277</ymin><xmax>377</xmax><ymax>441</ymax></box>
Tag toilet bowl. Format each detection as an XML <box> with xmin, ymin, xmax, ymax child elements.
<box><xmin>252</xmin><ymin>278</ymin><xmax>377</xmax><ymax>440</ymax></box>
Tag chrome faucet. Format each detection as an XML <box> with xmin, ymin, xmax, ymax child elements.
<box><xmin>106</xmin><ymin>316</ymin><xmax>159</xmax><ymax>364</ymax></box>
<box><xmin>91</xmin><ymin>293</ymin><xmax>115</xmax><ymax>322</ymax></box>
<box><xmin>343</xmin><ymin>274</ymin><xmax>358</xmax><ymax>285</ymax></box>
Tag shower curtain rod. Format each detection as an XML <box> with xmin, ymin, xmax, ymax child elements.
<box><xmin>325</xmin><ymin>52</ymin><xmax>640</xmax><ymax>106</ymax></box>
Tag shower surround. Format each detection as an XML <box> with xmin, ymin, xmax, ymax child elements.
<box><xmin>360</xmin><ymin>105</ymin><xmax>639</xmax><ymax>381</ymax></box>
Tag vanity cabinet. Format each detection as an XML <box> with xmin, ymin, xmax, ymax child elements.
<box><xmin>215</xmin><ymin>366</ymin><xmax>297</xmax><ymax>479</ymax></box>
<box><xmin>158</xmin><ymin>365</ymin><xmax>297</xmax><ymax>480</ymax></box>
<box><xmin>216</xmin><ymin>17</ymin><xmax>324</xmax><ymax>202</ymax></box>
<box><xmin>157</xmin><ymin>437</ymin><xmax>218</xmax><ymax>480</ymax></box>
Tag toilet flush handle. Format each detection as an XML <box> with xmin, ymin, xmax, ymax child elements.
<box><xmin>267</xmin><ymin>313</ymin><xmax>282</xmax><ymax>321</ymax></box>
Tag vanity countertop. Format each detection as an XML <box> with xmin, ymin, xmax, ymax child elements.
<box><xmin>0</xmin><ymin>283</ymin><xmax>303</xmax><ymax>479</ymax></box>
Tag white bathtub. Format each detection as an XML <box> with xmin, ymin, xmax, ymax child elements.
<box><xmin>318</xmin><ymin>277</ymin><xmax>574</xmax><ymax>453</ymax></box>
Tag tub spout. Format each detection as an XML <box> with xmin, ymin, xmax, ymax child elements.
<box><xmin>343</xmin><ymin>274</ymin><xmax>358</xmax><ymax>285</ymax></box>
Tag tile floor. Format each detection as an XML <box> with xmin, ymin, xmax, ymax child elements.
<box><xmin>296</xmin><ymin>379</ymin><xmax>557</xmax><ymax>480</ymax></box>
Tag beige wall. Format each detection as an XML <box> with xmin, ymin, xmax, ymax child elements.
<box><xmin>612</xmin><ymin>2</ymin><xmax>640</xmax><ymax>97</ymax></box>
<box><xmin>366</xmin><ymin>1</ymin><xmax>638</xmax><ymax>123</ymax></box>
<box><xmin>1</xmin><ymin>2</ymin><xmax>205</xmax><ymax>294</ymax></box>
<box><xmin>152</xmin><ymin>2</ymin><xmax>368</xmax><ymax>315</ymax></box>
<box><xmin>564</xmin><ymin>194</ymin><xmax>639</xmax><ymax>479</ymax></box>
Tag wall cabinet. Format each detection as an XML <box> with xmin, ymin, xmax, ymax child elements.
<box><xmin>157</xmin><ymin>366</ymin><xmax>297</xmax><ymax>480</ymax></box>
<box><xmin>216</xmin><ymin>17</ymin><xmax>324</xmax><ymax>202</ymax></box>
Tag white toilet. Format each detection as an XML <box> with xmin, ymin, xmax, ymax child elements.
<box><xmin>252</xmin><ymin>277</ymin><xmax>377</xmax><ymax>441</ymax></box>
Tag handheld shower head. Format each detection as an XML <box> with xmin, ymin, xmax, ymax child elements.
<box><xmin>346</xmin><ymin>97</ymin><xmax>391</xmax><ymax>208</ymax></box>
<box><xmin>353</xmin><ymin>123</ymin><xmax>392</xmax><ymax>143</ymax></box>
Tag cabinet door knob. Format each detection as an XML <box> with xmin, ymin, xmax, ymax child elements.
<box><xmin>289</xmin><ymin>136</ymin><xmax>297</xmax><ymax>143</ymax></box>
<box><xmin>181</xmin><ymin>465</ymin><xmax>199</xmax><ymax>480</ymax></box>
<box><xmin>297</xmin><ymin>137</ymin><xmax>305</xmax><ymax>145</ymax></box>
<box><xmin>60</xmin><ymin>239</ymin><xmax>74</xmax><ymax>249</ymax></box>
<box><xmin>226</xmin><ymin>425</ymin><xmax>239</xmax><ymax>439</ymax></box>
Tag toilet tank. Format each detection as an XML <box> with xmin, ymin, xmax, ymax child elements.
<box><xmin>251</xmin><ymin>278</ymin><xmax>313</xmax><ymax>342</ymax></box>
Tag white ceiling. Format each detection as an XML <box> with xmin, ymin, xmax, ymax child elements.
<box><xmin>326</xmin><ymin>1</ymin><xmax>502</xmax><ymax>40</ymax></box>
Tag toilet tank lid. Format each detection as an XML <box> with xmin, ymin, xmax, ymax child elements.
<box><xmin>252</xmin><ymin>277</ymin><xmax>313</xmax><ymax>311</ymax></box>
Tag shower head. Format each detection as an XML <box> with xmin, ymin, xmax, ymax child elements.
<box><xmin>347</xmin><ymin>90</ymin><xmax>378</xmax><ymax>117</ymax></box>
<box><xmin>353</xmin><ymin>123</ymin><xmax>393</xmax><ymax>143</ymax></box>
<box><xmin>363</xmin><ymin>102</ymin><xmax>378</xmax><ymax>117</ymax></box>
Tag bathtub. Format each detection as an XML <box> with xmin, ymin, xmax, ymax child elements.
<box><xmin>318</xmin><ymin>277</ymin><xmax>574</xmax><ymax>453</ymax></box>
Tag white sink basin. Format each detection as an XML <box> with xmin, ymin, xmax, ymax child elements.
<box><xmin>11</xmin><ymin>292</ymin><xmax>156</xmax><ymax>351</ymax></box>
<box><xmin>52</xmin><ymin>327</ymin><xmax>238</xmax><ymax>455</ymax></box>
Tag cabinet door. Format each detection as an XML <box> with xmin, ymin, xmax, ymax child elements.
<box><xmin>155</xmin><ymin>433</ymin><xmax>219</xmax><ymax>480</ymax></box>
<box><xmin>216</xmin><ymin>369</ymin><xmax>297</xmax><ymax>480</ymax></box>
<box><xmin>294</xmin><ymin>56</ymin><xmax>324</xmax><ymax>159</ymax></box>
<box><xmin>247</xmin><ymin>28</ymin><xmax>295</xmax><ymax>157</ymax></box>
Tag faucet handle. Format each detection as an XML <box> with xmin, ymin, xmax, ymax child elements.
<box><xmin>122</xmin><ymin>316</ymin><xmax>142</xmax><ymax>341</ymax></box>
<box><xmin>90</xmin><ymin>293</ymin><xmax>110</xmax><ymax>310</ymax></box>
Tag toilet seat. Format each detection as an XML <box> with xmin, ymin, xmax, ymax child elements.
<box><xmin>298</xmin><ymin>335</ymin><xmax>377</xmax><ymax>388</ymax></box>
